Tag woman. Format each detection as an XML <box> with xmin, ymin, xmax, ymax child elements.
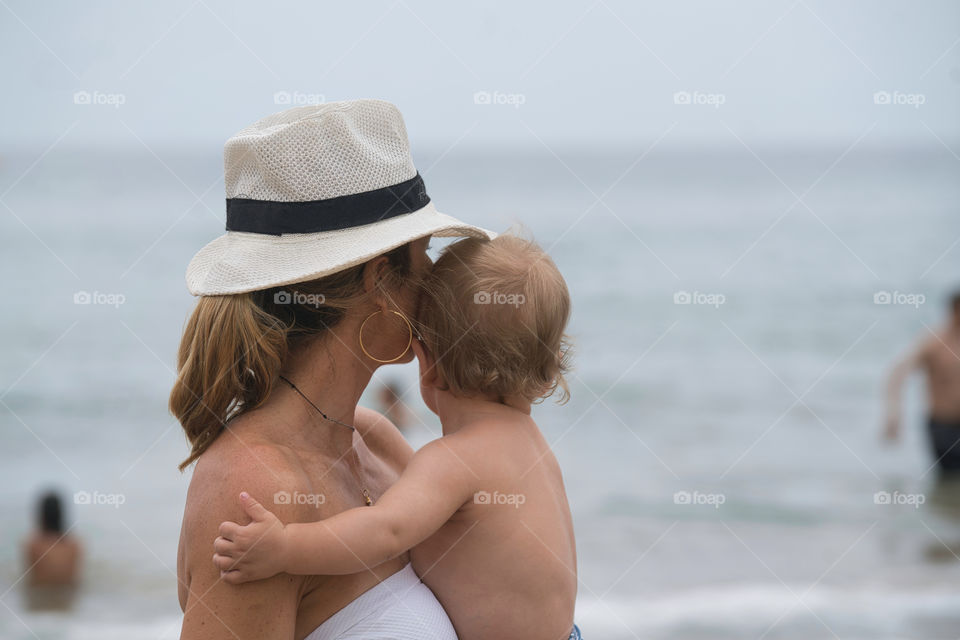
<box><xmin>173</xmin><ymin>100</ymin><xmax>493</xmax><ymax>639</ymax></box>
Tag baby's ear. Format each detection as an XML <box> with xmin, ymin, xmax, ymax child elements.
<box><xmin>411</xmin><ymin>339</ymin><xmax>441</xmax><ymax>389</ymax></box>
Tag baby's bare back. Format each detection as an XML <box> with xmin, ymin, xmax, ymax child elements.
<box><xmin>410</xmin><ymin>416</ymin><xmax>577</xmax><ymax>640</ymax></box>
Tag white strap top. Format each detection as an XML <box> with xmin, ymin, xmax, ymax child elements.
<box><xmin>304</xmin><ymin>564</ymin><xmax>458</xmax><ymax>640</ymax></box>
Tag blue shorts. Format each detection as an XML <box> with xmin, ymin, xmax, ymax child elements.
<box><xmin>569</xmin><ymin>624</ymin><xmax>583</xmax><ymax>640</ymax></box>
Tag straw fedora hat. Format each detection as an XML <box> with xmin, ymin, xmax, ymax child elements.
<box><xmin>186</xmin><ymin>99</ymin><xmax>495</xmax><ymax>296</ymax></box>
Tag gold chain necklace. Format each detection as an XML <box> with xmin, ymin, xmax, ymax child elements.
<box><xmin>278</xmin><ymin>375</ymin><xmax>373</xmax><ymax>506</ymax></box>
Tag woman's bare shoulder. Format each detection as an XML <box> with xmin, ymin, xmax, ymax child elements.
<box><xmin>181</xmin><ymin>430</ymin><xmax>310</xmax><ymax>547</ymax></box>
<box><xmin>189</xmin><ymin>433</ymin><xmax>304</xmax><ymax>495</ymax></box>
<box><xmin>179</xmin><ymin>432</ymin><xmax>314</xmax><ymax>582</ymax></box>
<box><xmin>178</xmin><ymin>435</ymin><xmax>307</xmax><ymax>636</ymax></box>
<box><xmin>200</xmin><ymin>437</ymin><xmax>305</xmax><ymax>496</ymax></box>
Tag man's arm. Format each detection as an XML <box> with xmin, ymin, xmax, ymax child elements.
<box><xmin>884</xmin><ymin>339</ymin><xmax>929</xmax><ymax>440</ymax></box>
<box><xmin>215</xmin><ymin>437</ymin><xmax>477</xmax><ymax>582</ymax></box>
<box><xmin>180</xmin><ymin>447</ymin><xmax>305</xmax><ymax>639</ymax></box>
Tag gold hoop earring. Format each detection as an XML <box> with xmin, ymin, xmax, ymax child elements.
<box><xmin>358</xmin><ymin>310</ymin><xmax>414</xmax><ymax>363</ymax></box>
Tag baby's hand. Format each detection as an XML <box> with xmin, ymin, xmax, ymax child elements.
<box><xmin>212</xmin><ymin>492</ymin><xmax>289</xmax><ymax>584</ymax></box>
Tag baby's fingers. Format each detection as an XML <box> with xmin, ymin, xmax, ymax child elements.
<box><xmin>213</xmin><ymin>536</ymin><xmax>238</xmax><ymax>556</ymax></box>
<box><xmin>220</xmin><ymin>569</ymin><xmax>247</xmax><ymax>585</ymax></box>
<box><xmin>212</xmin><ymin>552</ymin><xmax>238</xmax><ymax>572</ymax></box>
<box><xmin>218</xmin><ymin>520</ymin><xmax>241</xmax><ymax>540</ymax></box>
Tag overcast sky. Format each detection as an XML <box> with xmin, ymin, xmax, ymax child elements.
<box><xmin>2</xmin><ymin>0</ymin><xmax>958</xmax><ymax>152</ymax></box>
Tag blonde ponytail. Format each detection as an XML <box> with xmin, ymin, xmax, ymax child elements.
<box><xmin>170</xmin><ymin>295</ymin><xmax>287</xmax><ymax>471</ymax></box>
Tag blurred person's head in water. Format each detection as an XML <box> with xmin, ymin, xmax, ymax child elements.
<box><xmin>38</xmin><ymin>491</ymin><xmax>64</xmax><ymax>534</ymax></box>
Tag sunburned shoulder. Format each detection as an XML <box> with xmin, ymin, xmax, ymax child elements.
<box><xmin>184</xmin><ymin>436</ymin><xmax>314</xmax><ymax>532</ymax></box>
<box><xmin>178</xmin><ymin>436</ymin><xmax>314</xmax><ymax>615</ymax></box>
<box><xmin>192</xmin><ymin>433</ymin><xmax>302</xmax><ymax>490</ymax></box>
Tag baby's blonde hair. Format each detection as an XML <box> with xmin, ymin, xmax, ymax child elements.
<box><xmin>416</xmin><ymin>234</ymin><xmax>572</xmax><ymax>404</ymax></box>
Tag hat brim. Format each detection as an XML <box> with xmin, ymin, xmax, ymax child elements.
<box><xmin>185</xmin><ymin>202</ymin><xmax>496</xmax><ymax>296</ymax></box>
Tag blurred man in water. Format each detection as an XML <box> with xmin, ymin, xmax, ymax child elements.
<box><xmin>22</xmin><ymin>491</ymin><xmax>82</xmax><ymax>609</ymax></box>
<box><xmin>885</xmin><ymin>291</ymin><xmax>960</xmax><ymax>472</ymax></box>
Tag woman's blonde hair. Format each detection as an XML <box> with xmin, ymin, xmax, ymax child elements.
<box><xmin>416</xmin><ymin>234</ymin><xmax>572</xmax><ymax>404</ymax></box>
<box><xmin>170</xmin><ymin>244</ymin><xmax>412</xmax><ymax>471</ymax></box>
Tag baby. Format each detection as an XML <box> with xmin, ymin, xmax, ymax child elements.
<box><xmin>212</xmin><ymin>234</ymin><xmax>581</xmax><ymax>640</ymax></box>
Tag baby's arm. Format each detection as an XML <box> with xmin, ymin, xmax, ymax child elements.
<box><xmin>214</xmin><ymin>438</ymin><xmax>477</xmax><ymax>582</ymax></box>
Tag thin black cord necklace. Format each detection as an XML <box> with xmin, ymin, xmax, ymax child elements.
<box><xmin>277</xmin><ymin>374</ymin><xmax>373</xmax><ymax>506</ymax></box>
<box><xmin>279</xmin><ymin>374</ymin><xmax>356</xmax><ymax>431</ymax></box>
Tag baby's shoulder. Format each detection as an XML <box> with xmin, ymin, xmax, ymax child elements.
<box><xmin>448</xmin><ymin>413</ymin><xmax>545</xmax><ymax>467</ymax></box>
<box><xmin>459</xmin><ymin>411</ymin><xmax>541</xmax><ymax>442</ymax></box>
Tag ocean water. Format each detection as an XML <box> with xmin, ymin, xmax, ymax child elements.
<box><xmin>0</xmin><ymin>143</ymin><xmax>958</xmax><ymax>639</ymax></box>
